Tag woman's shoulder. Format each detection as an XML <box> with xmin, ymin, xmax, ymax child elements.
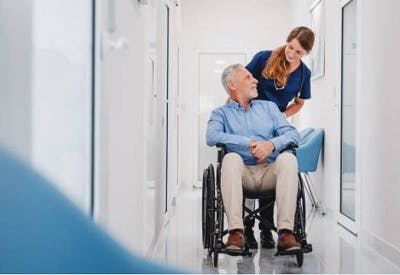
<box><xmin>254</xmin><ymin>50</ymin><xmax>272</xmax><ymax>60</ymax></box>
<box><xmin>247</xmin><ymin>50</ymin><xmax>272</xmax><ymax>73</ymax></box>
<box><xmin>302</xmin><ymin>62</ymin><xmax>312</xmax><ymax>76</ymax></box>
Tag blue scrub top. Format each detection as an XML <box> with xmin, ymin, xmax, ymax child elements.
<box><xmin>246</xmin><ymin>50</ymin><xmax>312</xmax><ymax>112</ymax></box>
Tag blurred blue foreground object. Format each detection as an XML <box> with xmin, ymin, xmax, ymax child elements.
<box><xmin>0</xmin><ymin>147</ymin><xmax>180</xmax><ymax>274</ymax></box>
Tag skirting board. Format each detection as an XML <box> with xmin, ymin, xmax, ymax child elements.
<box><xmin>359</xmin><ymin>229</ymin><xmax>400</xmax><ymax>268</ymax></box>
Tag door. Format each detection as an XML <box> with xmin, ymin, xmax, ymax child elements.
<box><xmin>0</xmin><ymin>0</ymin><xmax>93</xmax><ymax>214</ymax></box>
<box><xmin>164</xmin><ymin>3</ymin><xmax>170</xmax><ymax>213</ymax></box>
<box><xmin>339</xmin><ymin>0</ymin><xmax>358</xmax><ymax>233</ymax></box>
<box><xmin>195</xmin><ymin>51</ymin><xmax>247</xmax><ymax>185</ymax></box>
<box><xmin>94</xmin><ymin>0</ymin><xmax>146</xmax><ymax>250</ymax></box>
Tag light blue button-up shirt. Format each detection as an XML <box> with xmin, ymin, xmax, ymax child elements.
<box><xmin>206</xmin><ymin>100</ymin><xmax>299</xmax><ymax>165</ymax></box>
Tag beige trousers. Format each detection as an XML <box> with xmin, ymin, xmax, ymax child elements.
<box><xmin>221</xmin><ymin>152</ymin><xmax>298</xmax><ymax>231</ymax></box>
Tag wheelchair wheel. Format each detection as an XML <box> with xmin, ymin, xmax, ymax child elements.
<box><xmin>216</xmin><ymin>164</ymin><xmax>224</xmax><ymax>234</ymax></box>
<box><xmin>294</xmin><ymin>176</ymin><xmax>307</xmax><ymax>245</ymax></box>
<box><xmin>202</xmin><ymin>165</ymin><xmax>215</xmax><ymax>251</ymax></box>
<box><xmin>296</xmin><ymin>252</ymin><xmax>304</xmax><ymax>267</ymax></box>
<box><xmin>202</xmin><ymin>168</ymin><xmax>209</xmax><ymax>249</ymax></box>
<box><xmin>207</xmin><ymin>165</ymin><xmax>216</xmax><ymax>253</ymax></box>
<box><xmin>213</xmin><ymin>234</ymin><xmax>221</xmax><ymax>268</ymax></box>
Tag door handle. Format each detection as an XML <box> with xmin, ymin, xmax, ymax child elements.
<box><xmin>101</xmin><ymin>32</ymin><xmax>129</xmax><ymax>60</ymax></box>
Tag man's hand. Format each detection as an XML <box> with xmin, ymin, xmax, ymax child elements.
<box><xmin>250</xmin><ymin>140</ymin><xmax>275</xmax><ymax>163</ymax></box>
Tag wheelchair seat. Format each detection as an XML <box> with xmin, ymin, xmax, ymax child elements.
<box><xmin>243</xmin><ymin>189</ymin><xmax>275</xmax><ymax>200</ymax></box>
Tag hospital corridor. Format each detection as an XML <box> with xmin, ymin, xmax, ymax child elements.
<box><xmin>1</xmin><ymin>0</ymin><xmax>400</xmax><ymax>273</ymax></box>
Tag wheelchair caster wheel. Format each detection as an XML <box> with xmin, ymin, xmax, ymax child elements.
<box><xmin>213</xmin><ymin>250</ymin><xmax>219</xmax><ymax>268</ymax></box>
<box><xmin>213</xmin><ymin>237</ymin><xmax>222</xmax><ymax>267</ymax></box>
<box><xmin>296</xmin><ymin>252</ymin><xmax>303</xmax><ymax>267</ymax></box>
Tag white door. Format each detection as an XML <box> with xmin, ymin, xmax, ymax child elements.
<box><xmin>338</xmin><ymin>0</ymin><xmax>360</xmax><ymax>234</ymax></box>
<box><xmin>195</xmin><ymin>51</ymin><xmax>247</xmax><ymax>185</ymax></box>
<box><xmin>94</xmin><ymin>0</ymin><xmax>146</xmax><ymax>251</ymax></box>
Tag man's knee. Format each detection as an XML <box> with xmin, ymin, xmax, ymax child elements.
<box><xmin>222</xmin><ymin>152</ymin><xmax>244</xmax><ymax>168</ymax></box>
<box><xmin>221</xmin><ymin>153</ymin><xmax>244</xmax><ymax>188</ymax></box>
<box><xmin>275</xmin><ymin>152</ymin><xmax>298</xmax><ymax>174</ymax></box>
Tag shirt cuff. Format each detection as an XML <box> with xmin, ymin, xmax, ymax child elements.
<box><xmin>269</xmin><ymin>138</ymin><xmax>282</xmax><ymax>153</ymax></box>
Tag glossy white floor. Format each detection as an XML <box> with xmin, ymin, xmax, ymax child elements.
<box><xmin>152</xmin><ymin>186</ymin><xmax>400</xmax><ymax>273</ymax></box>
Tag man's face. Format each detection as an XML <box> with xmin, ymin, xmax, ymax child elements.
<box><xmin>231</xmin><ymin>67</ymin><xmax>258</xmax><ymax>99</ymax></box>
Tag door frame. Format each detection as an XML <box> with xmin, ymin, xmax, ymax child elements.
<box><xmin>93</xmin><ymin>0</ymin><xmax>105</xmax><ymax>223</ymax></box>
<box><xmin>161</xmin><ymin>0</ymin><xmax>179</xmax><ymax>225</ymax></box>
<box><xmin>337</xmin><ymin>0</ymin><xmax>364</xmax><ymax>235</ymax></box>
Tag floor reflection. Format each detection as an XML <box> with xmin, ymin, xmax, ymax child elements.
<box><xmin>153</xmin><ymin>187</ymin><xmax>400</xmax><ymax>274</ymax></box>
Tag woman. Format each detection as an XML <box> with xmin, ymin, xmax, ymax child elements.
<box><xmin>246</xmin><ymin>26</ymin><xmax>315</xmax><ymax>117</ymax></box>
<box><xmin>244</xmin><ymin>26</ymin><xmax>315</xmax><ymax>249</ymax></box>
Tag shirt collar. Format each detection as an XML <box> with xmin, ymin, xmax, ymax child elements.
<box><xmin>228</xmin><ymin>99</ymin><xmax>256</xmax><ymax>110</ymax></box>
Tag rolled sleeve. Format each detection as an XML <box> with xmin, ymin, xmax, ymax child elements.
<box><xmin>206</xmin><ymin>109</ymin><xmax>251</xmax><ymax>149</ymax></box>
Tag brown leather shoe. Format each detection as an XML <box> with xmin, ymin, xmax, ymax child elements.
<box><xmin>225</xmin><ymin>229</ymin><xmax>244</xmax><ymax>250</ymax></box>
<box><xmin>277</xmin><ymin>232</ymin><xmax>301</xmax><ymax>251</ymax></box>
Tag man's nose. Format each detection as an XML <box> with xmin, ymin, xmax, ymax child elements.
<box><xmin>253</xmin><ymin>77</ymin><xmax>258</xmax><ymax>84</ymax></box>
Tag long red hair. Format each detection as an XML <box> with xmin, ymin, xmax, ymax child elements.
<box><xmin>263</xmin><ymin>26</ymin><xmax>315</xmax><ymax>87</ymax></box>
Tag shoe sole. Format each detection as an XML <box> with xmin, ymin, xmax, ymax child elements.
<box><xmin>225</xmin><ymin>244</ymin><xmax>243</xmax><ymax>250</ymax></box>
<box><xmin>277</xmin><ymin>245</ymin><xmax>301</xmax><ymax>252</ymax></box>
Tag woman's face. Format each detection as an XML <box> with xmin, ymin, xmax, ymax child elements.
<box><xmin>285</xmin><ymin>38</ymin><xmax>307</xmax><ymax>64</ymax></box>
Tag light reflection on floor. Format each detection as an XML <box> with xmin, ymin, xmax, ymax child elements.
<box><xmin>153</xmin><ymin>186</ymin><xmax>400</xmax><ymax>274</ymax></box>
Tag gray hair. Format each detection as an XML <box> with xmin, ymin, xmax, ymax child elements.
<box><xmin>221</xmin><ymin>64</ymin><xmax>244</xmax><ymax>93</ymax></box>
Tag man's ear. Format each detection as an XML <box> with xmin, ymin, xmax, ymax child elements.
<box><xmin>227</xmin><ymin>80</ymin><xmax>236</xmax><ymax>91</ymax></box>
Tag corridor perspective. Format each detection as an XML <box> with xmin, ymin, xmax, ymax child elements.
<box><xmin>1</xmin><ymin>0</ymin><xmax>400</xmax><ymax>273</ymax></box>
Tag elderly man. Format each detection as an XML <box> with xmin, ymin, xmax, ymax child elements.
<box><xmin>206</xmin><ymin>64</ymin><xmax>301</xmax><ymax>251</ymax></box>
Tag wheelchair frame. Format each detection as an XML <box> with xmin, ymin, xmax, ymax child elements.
<box><xmin>202</xmin><ymin>143</ymin><xmax>312</xmax><ymax>268</ymax></box>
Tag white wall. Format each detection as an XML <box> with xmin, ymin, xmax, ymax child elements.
<box><xmin>291</xmin><ymin>0</ymin><xmax>341</xmax><ymax>216</ymax></box>
<box><xmin>292</xmin><ymin>0</ymin><xmax>400</xmax><ymax>265</ymax></box>
<box><xmin>360</xmin><ymin>0</ymin><xmax>400</xmax><ymax>262</ymax></box>
<box><xmin>180</xmin><ymin>0</ymin><xmax>294</xmax><ymax>187</ymax></box>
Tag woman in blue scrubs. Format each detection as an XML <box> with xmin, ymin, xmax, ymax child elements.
<box><xmin>244</xmin><ymin>26</ymin><xmax>315</xmax><ymax>249</ymax></box>
<box><xmin>246</xmin><ymin>26</ymin><xmax>315</xmax><ymax>117</ymax></box>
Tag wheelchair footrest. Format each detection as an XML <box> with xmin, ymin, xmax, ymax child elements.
<box><xmin>302</xmin><ymin>243</ymin><xmax>312</xmax><ymax>253</ymax></box>
<box><xmin>220</xmin><ymin>247</ymin><xmax>252</xmax><ymax>257</ymax></box>
<box><xmin>275</xmin><ymin>243</ymin><xmax>312</xmax><ymax>256</ymax></box>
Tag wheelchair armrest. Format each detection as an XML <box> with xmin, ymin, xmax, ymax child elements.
<box><xmin>279</xmin><ymin>142</ymin><xmax>298</xmax><ymax>155</ymax></box>
<box><xmin>217</xmin><ymin>142</ymin><xmax>298</xmax><ymax>154</ymax></box>
<box><xmin>216</xmin><ymin>143</ymin><xmax>226</xmax><ymax>164</ymax></box>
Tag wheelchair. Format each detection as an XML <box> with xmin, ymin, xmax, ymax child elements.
<box><xmin>202</xmin><ymin>143</ymin><xmax>312</xmax><ymax>268</ymax></box>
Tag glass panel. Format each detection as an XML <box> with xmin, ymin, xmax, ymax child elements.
<box><xmin>0</xmin><ymin>0</ymin><xmax>93</xmax><ymax>214</ymax></box>
<box><xmin>340</xmin><ymin>0</ymin><xmax>357</xmax><ymax>220</ymax></box>
<box><xmin>164</xmin><ymin>4</ymin><xmax>170</xmax><ymax>213</ymax></box>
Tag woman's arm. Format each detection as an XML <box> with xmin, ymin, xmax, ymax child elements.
<box><xmin>283</xmin><ymin>97</ymin><xmax>305</xmax><ymax>117</ymax></box>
